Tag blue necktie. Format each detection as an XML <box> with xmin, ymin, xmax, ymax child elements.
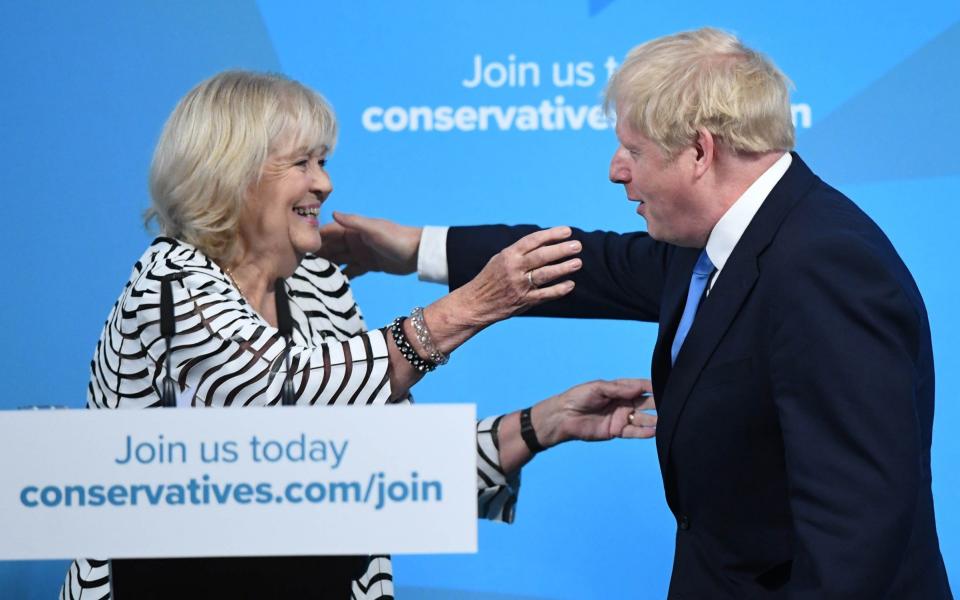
<box><xmin>671</xmin><ymin>250</ymin><xmax>715</xmax><ymax>365</ymax></box>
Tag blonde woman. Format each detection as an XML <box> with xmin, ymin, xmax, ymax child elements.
<box><xmin>60</xmin><ymin>71</ymin><xmax>655</xmax><ymax>600</ymax></box>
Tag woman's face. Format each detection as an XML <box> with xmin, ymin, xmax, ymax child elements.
<box><xmin>238</xmin><ymin>144</ymin><xmax>332</xmax><ymax>272</ymax></box>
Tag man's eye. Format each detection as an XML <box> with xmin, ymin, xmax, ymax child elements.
<box><xmin>294</xmin><ymin>159</ymin><xmax>309</xmax><ymax>169</ymax></box>
<box><xmin>317</xmin><ymin>158</ymin><xmax>327</xmax><ymax>168</ymax></box>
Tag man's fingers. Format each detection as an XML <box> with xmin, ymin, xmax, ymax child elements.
<box><xmin>626</xmin><ymin>410</ymin><xmax>657</xmax><ymax>428</ymax></box>
<box><xmin>635</xmin><ymin>394</ymin><xmax>656</xmax><ymax>411</ymax></box>
<box><xmin>597</xmin><ymin>378</ymin><xmax>654</xmax><ymax>401</ymax></box>
<box><xmin>621</xmin><ymin>422</ymin><xmax>657</xmax><ymax>439</ymax></box>
<box><xmin>317</xmin><ymin>222</ymin><xmax>350</xmax><ymax>261</ymax></box>
<box><xmin>332</xmin><ymin>211</ymin><xmax>390</xmax><ymax>237</ymax></box>
<box><xmin>317</xmin><ymin>220</ymin><xmax>345</xmax><ymax>237</ymax></box>
<box><xmin>331</xmin><ymin>211</ymin><xmax>371</xmax><ymax>231</ymax></box>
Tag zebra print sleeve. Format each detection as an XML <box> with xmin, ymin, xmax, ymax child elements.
<box><xmin>105</xmin><ymin>253</ymin><xmax>392</xmax><ymax>409</ymax></box>
<box><xmin>477</xmin><ymin>416</ymin><xmax>520</xmax><ymax>523</ymax></box>
<box><xmin>63</xmin><ymin>240</ymin><xmax>520</xmax><ymax>600</ymax></box>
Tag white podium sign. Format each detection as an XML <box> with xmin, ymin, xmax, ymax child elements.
<box><xmin>0</xmin><ymin>405</ymin><xmax>477</xmax><ymax>559</ymax></box>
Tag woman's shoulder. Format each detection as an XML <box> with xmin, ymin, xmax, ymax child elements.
<box><xmin>137</xmin><ymin>237</ymin><xmax>220</xmax><ymax>276</ymax></box>
<box><xmin>290</xmin><ymin>255</ymin><xmax>364</xmax><ymax>327</ymax></box>
<box><xmin>293</xmin><ymin>254</ymin><xmax>351</xmax><ymax>295</ymax></box>
<box><xmin>117</xmin><ymin>238</ymin><xmax>232</xmax><ymax>307</ymax></box>
<box><xmin>125</xmin><ymin>237</ymin><xmax>224</xmax><ymax>286</ymax></box>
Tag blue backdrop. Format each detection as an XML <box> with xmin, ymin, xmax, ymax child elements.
<box><xmin>1</xmin><ymin>1</ymin><xmax>957</xmax><ymax>598</ymax></box>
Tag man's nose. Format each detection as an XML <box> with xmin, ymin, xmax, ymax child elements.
<box><xmin>609</xmin><ymin>150</ymin><xmax>630</xmax><ymax>184</ymax></box>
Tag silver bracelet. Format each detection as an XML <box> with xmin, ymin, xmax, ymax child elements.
<box><xmin>410</xmin><ymin>306</ymin><xmax>448</xmax><ymax>366</ymax></box>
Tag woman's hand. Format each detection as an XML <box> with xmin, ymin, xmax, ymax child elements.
<box><xmin>319</xmin><ymin>214</ymin><xmax>582</xmax><ymax>331</ymax></box>
<box><xmin>326</xmin><ymin>219</ymin><xmax>583</xmax><ymax>399</ymax></box>
<box><xmin>436</xmin><ymin>226</ymin><xmax>582</xmax><ymax>333</ymax></box>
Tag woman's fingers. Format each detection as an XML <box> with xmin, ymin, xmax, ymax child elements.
<box><xmin>510</xmin><ymin>226</ymin><xmax>573</xmax><ymax>255</ymax></box>
<box><xmin>523</xmin><ymin>238</ymin><xmax>582</xmax><ymax>269</ymax></box>
<box><xmin>526</xmin><ymin>279</ymin><xmax>576</xmax><ymax>303</ymax></box>
<box><xmin>459</xmin><ymin>226</ymin><xmax>584</xmax><ymax>326</ymax></box>
<box><xmin>526</xmin><ymin>258</ymin><xmax>582</xmax><ymax>288</ymax></box>
<box><xmin>513</xmin><ymin>228</ymin><xmax>581</xmax><ymax>287</ymax></box>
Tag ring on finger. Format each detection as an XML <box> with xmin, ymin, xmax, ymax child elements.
<box><xmin>628</xmin><ymin>412</ymin><xmax>636</xmax><ymax>425</ymax></box>
<box><xmin>526</xmin><ymin>270</ymin><xmax>538</xmax><ymax>288</ymax></box>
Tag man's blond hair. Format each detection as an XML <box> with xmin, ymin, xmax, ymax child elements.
<box><xmin>605</xmin><ymin>28</ymin><xmax>795</xmax><ymax>158</ymax></box>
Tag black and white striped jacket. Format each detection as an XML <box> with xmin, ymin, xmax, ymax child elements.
<box><xmin>61</xmin><ymin>238</ymin><xmax>519</xmax><ymax>600</ymax></box>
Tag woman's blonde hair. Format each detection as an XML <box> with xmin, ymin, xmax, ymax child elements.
<box><xmin>146</xmin><ymin>70</ymin><xmax>337</xmax><ymax>263</ymax></box>
<box><xmin>605</xmin><ymin>28</ymin><xmax>794</xmax><ymax>159</ymax></box>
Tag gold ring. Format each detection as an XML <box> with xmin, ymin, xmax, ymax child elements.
<box><xmin>526</xmin><ymin>271</ymin><xmax>537</xmax><ymax>288</ymax></box>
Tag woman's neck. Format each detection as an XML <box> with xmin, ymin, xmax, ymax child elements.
<box><xmin>225</xmin><ymin>257</ymin><xmax>283</xmax><ymax>327</ymax></box>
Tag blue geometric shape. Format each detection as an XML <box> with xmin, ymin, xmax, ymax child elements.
<box><xmin>397</xmin><ymin>587</ymin><xmax>553</xmax><ymax>600</ymax></box>
<box><xmin>0</xmin><ymin>2</ymin><xmax>281</xmax><ymax>598</ymax></box>
<box><xmin>800</xmin><ymin>21</ymin><xmax>960</xmax><ymax>183</ymax></box>
<box><xmin>589</xmin><ymin>0</ymin><xmax>617</xmax><ymax>16</ymax></box>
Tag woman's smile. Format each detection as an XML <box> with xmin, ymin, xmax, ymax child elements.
<box><xmin>293</xmin><ymin>203</ymin><xmax>321</xmax><ymax>227</ymax></box>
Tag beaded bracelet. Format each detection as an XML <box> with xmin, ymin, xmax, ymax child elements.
<box><xmin>389</xmin><ymin>317</ymin><xmax>437</xmax><ymax>373</ymax></box>
<box><xmin>409</xmin><ymin>306</ymin><xmax>449</xmax><ymax>366</ymax></box>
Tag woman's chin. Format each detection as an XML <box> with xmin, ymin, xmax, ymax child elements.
<box><xmin>293</xmin><ymin>234</ymin><xmax>323</xmax><ymax>257</ymax></box>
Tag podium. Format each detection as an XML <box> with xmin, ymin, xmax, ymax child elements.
<box><xmin>0</xmin><ymin>405</ymin><xmax>477</xmax><ymax>597</ymax></box>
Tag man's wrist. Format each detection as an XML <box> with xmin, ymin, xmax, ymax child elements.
<box><xmin>530</xmin><ymin>398</ymin><xmax>565</xmax><ymax>449</ymax></box>
<box><xmin>417</xmin><ymin>225</ymin><xmax>450</xmax><ymax>283</ymax></box>
<box><xmin>519</xmin><ymin>407</ymin><xmax>545</xmax><ymax>455</ymax></box>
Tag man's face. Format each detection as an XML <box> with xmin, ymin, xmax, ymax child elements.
<box><xmin>609</xmin><ymin>122</ymin><xmax>713</xmax><ymax>247</ymax></box>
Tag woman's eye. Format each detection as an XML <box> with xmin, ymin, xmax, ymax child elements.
<box><xmin>317</xmin><ymin>158</ymin><xmax>327</xmax><ymax>169</ymax></box>
<box><xmin>294</xmin><ymin>159</ymin><xmax>309</xmax><ymax>169</ymax></box>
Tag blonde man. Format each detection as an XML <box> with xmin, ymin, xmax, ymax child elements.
<box><xmin>323</xmin><ymin>28</ymin><xmax>952</xmax><ymax>598</ymax></box>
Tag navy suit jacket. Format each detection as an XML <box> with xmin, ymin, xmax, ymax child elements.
<box><xmin>447</xmin><ymin>155</ymin><xmax>952</xmax><ymax>598</ymax></box>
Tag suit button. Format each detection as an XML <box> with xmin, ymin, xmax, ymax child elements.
<box><xmin>678</xmin><ymin>515</ymin><xmax>690</xmax><ymax>530</ymax></box>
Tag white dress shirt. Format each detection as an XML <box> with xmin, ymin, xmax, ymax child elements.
<box><xmin>417</xmin><ymin>224</ymin><xmax>452</xmax><ymax>283</ymax></box>
<box><xmin>416</xmin><ymin>152</ymin><xmax>793</xmax><ymax>288</ymax></box>
<box><xmin>703</xmin><ymin>152</ymin><xmax>791</xmax><ymax>291</ymax></box>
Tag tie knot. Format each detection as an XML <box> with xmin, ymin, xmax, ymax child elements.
<box><xmin>693</xmin><ymin>250</ymin><xmax>715</xmax><ymax>277</ymax></box>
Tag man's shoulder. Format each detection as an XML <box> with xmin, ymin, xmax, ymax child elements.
<box><xmin>762</xmin><ymin>180</ymin><xmax>926</xmax><ymax>314</ymax></box>
<box><xmin>770</xmin><ymin>179</ymin><xmax>893</xmax><ymax>262</ymax></box>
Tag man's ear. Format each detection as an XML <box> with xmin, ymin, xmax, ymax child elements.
<box><xmin>692</xmin><ymin>127</ymin><xmax>715</xmax><ymax>177</ymax></box>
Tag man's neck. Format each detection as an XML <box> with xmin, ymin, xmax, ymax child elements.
<box><xmin>712</xmin><ymin>150</ymin><xmax>786</xmax><ymax>210</ymax></box>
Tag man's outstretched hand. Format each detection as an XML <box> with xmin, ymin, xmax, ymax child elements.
<box><xmin>317</xmin><ymin>212</ymin><xmax>422</xmax><ymax>278</ymax></box>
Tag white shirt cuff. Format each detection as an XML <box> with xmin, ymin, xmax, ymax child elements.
<box><xmin>417</xmin><ymin>226</ymin><xmax>449</xmax><ymax>284</ymax></box>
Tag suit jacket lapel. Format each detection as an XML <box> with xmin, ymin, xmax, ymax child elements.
<box><xmin>650</xmin><ymin>248</ymin><xmax>699</xmax><ymax>401</ymax></box>
<box><xmin>654</xmin><ymin>250</ymin><xmax>760</xmax><ymax>479</ymax></box>
<box><xmin>653</xmin><ymin>153</ymin><xmax>821</xmax><ymax>492</ymax></box>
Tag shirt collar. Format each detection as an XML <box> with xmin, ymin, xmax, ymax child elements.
<box><xmin>705</xmin><ymin>152</ymin><xmax>792</xmax><ymax>272</ymax></box>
